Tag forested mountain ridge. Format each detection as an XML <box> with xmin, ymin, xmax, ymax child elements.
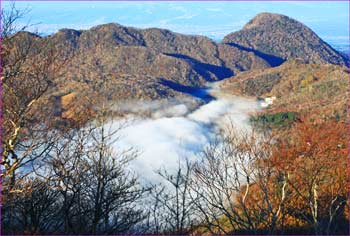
<box><xmin>222</xmin><ymin>12</ymin><xmax>348</xmax><ymax>66</ymax></box>
<box><xmin>31</xmin><ymin>22</ymin><xmax>270</xmax><ymax>95</ymax></box>
<box><xmin>6</xmin><ymin>12</ymin><xmax>348</xmax><ymax>124</ymax></box>
<box><xmin>221</xmin><ymin>59</ymin><xmax>349</xmax><ymax>122</ymax></box>
<box><xmin>9</xmin><ymin>12</ymin><xmax>347</xmax><ymax>105</ymax></box>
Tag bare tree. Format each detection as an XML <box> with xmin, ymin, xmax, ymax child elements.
<box><xmin>0</xmin><ymin>2</ymin><xmax>30</xmax><ymax>38</ymax></box>
<box><xmin>147</xmin><ymin>159</ymin><xmax>199</xmax><ymax>234</ymax></box>
<box><xmin>1</xmin><ymin>177</ymin><xmax>60</xmax><ymax>234</ymax></box>
<box><xmin>1</xmin><ymin>11</ymin><xmax>146</xmax><ymax>230</ymax></box>
<box><xmin>190</xmin><ymin>125</ymin><xmax>288</xmax><ymax>234</ymax></box>
<box><xmin>1</xmin><ymin>3</ymin><xmax>71</xmax><ymax>189</ymax></box>
<box><xmin>45</xmin><ymin>113</ymin><xmax>146</xmax><ymax>234</ymax></box>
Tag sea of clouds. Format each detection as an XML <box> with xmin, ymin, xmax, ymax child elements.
<box><xmin>108</xmin><ymin>88</ymin><xmax>261</xmax><ymax>183</ymax></box>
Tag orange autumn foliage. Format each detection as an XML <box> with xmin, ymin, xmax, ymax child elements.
<box><xmin>237</xmin><ymin>117</ymin><xmax>348</xmax><ymax>234</ymax></box>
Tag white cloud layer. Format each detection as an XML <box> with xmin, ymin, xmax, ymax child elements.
<box><xmin>109</xmin><ymin>88</ymin><xmax>260</xmax><ymax>183</ymax></box>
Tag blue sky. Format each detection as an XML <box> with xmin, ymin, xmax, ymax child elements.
<box><xmin>4</xmin><ymin>1</ymin><xmax>349</xmax><ymax>48</ymax></box>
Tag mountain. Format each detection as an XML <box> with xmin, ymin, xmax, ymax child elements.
<box><xmin>55</xmin><ymin>24</ymin><xmax>270</xmax><ymax>76</ymax></box>
<box><xmin>222</xmin><ymin>13</ymin><xmax>349</xmax><ymax>67</ymax></box>
<box><xmin>221</xmin><ymin>59</ymin><xmax>349</xmax><ymax>121</ymax></box>
<box><xmin>50</xmin><ymin>23</ymin><xmax>271</xmax><ymax>77</ymax></box>
<box><xmin>7</xmin><ymin>13</ymin><xmax>348</xmax><ymax>121</ymax></box>
<box><xmin>11</xmin><ymin>22</ymin><xmax>272</xmax><ymax>110</ymax></box>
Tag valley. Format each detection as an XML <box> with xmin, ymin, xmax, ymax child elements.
<box><xmin>2</xmin><ymin>5</ymin><xmax>349</xmax><ymax>235</ymax></box>
<box><xmin>111</xmin><ymin>84</ymin><xmax>260</xmax><ymax>182</ymax></box>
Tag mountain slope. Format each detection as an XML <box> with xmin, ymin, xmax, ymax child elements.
<box><xmin>222</xmin><ymin>13</ymin><xmax>348</xmax><ymax>66</ymax></box>
<box><xmin>26</xmin><ymin>23</ymin><xmax>271</xmax><ymax>102</ymax></box>
<box><xmin>8</xmin><ymin>13</ymin><xmax>348</xmax><ymax>121</ymax></box>
<box><xmin>221</xmin><ymin>60</ymin><xmax>349</xmax><ymax>121</ymax></box>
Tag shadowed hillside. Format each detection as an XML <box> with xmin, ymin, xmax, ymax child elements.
<box><xmin>222</xmin><ymin>13</ymin><xmax>348</xmax><ymax>66</ymax></box>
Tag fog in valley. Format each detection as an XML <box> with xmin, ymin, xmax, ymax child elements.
<box><xmin>109</xmin><ymin>84</ymin><xmax>261</xmax><ymax>182</ymax></box>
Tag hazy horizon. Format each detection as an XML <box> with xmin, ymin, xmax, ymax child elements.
<box><xmin>5</xmin><ymin>1</ymin><xmax>349</xmax><ymax>51</ymax></box>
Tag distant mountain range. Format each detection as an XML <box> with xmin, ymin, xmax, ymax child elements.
<box><xmin>9</xmin><ymin>12</ymin><xmax>349</xmax><ymax>116</ymax></box>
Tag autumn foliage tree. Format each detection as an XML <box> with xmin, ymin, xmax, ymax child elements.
<box><xmin>189</xmin><ymin>118</ymin><xmax>348</xmax><ymax>235</ymax></box>
<box><xmin>270</xmin><ymin>118</ymin><xmax>348</xmax><ymax>234</ymax></box>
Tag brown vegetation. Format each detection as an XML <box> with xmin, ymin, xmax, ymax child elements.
<box><xmin>222</xmin><ymin>13</ymin><xmax>348</xmax><ymax>66</ymax></box>
<box><xmin>1</xmin><ymin>5</ymin><xmax>348</xmax><ymax>235</ymax></box>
